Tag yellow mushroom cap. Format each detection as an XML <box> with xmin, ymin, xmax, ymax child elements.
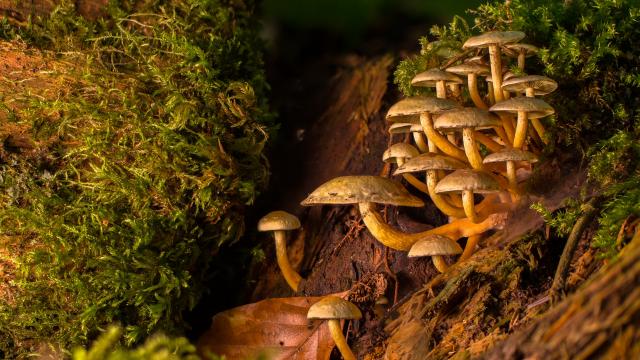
<box><xmin>446</xmin><ymin>63</ymin><xmax>490</xmax><ymax>76</ymax></box>
<box><xmin>434</xmin><ymin>108</ymin><xmax>502</xmax><ymax>131</ymax></box>
<box><xmin>501</xmin><ymin>75</ymin><xmax>558</xmax><ymax>95</ymax></box>
<box><xmin>434</xmin><ymin>169</ymin><xmax>501</xmax><ymax>194</ymax></box>
<box><xmin>383</xmin><ymin>143</ymin><xmax>420</xmax><ymax>163</ymax></box>
<box><xmin>300</xmin><ymin>176</ymin><xmax>424</xmax><ymax>207</ymax></box>
<box><xmin>504</xmin><ymin>43</ymin><xmax>539</xmax><ymax>56</ymax></box>
<box><xmin>411</xmin><ymin>68</ymin><xmax>463</xmax><ymax>88</ymax></box>
<box><xmin>258</xmin><ymin>210</ymin><xmax>301</xmax><ymax>232</ymax></box>
<box><xmin>483</xmin><ymin>148</ymin><xmax>539</xmax><ymax>164</ymax></box>
<box><xmin>463</xmin><ymin>31</ymin><xmax>525</xmax><ymax>48</ymax></box>
<box><xmin>393</xmin><ymin>153</ymin><xmax>466</xmax><ymax>175</ymax></box>
<box><xmin>307</xmin><ymin>296</ymin><xmax>362</xmax><ymax>320</ymax></box>
<box><xmin>408</xmin><ymin>234</ymin><xmax>463</xmax><ymax>257</ymax></box>
<box><xmin>489</xmin><ymin>97</ymin><xmax>555</xmax><ymax>119</ymax></box>
<box><xmin>386</xmin><ymin>96</ymin><xmax>460</xmax><ymax>123</ymax></box>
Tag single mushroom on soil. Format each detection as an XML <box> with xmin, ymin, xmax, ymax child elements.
<box><xmin>489</xmin><ymin>97</ymin><xmax>555</xmax><ymax>149</ymax></box>
<box><xmin>408</xmin><ymin>234</ymin><xmax>463</xmax><ymax>273</ymax></box>
<box><xmin>307</xmin><ymin>296</ymin><xmax>362</xmax><ymax>360</ymax></box>
<box><xmin>434</xmin><ymin>108</ymin><xmax>503</xmax><ymax>170</ymax></box>
<box><xmin>257</xmin><ymin>210</ymin><xmax>303</xmax><ymax>292</ymax></box>
<box><xmin>301</xmin><ymin>176</ymin><xmax>506</xmax><ymax>251</ymax></box>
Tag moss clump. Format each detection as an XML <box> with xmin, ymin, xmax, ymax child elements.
<box><xmin>394</xmin><ymin>0</ymin><xmax>640</xmax><ymax>257</ymax></box>
<box><xmin>0</xmin><ymin>0</ymin><xmax>273</xmax><ymax>356</ymax></box>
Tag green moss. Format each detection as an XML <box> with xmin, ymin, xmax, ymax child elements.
<box><xmin>0</xmin><ymin>0</ymin><xmax>273</xmax><ymax>356</ymax></box>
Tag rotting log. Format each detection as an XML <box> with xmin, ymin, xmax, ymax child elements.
<box><xmin>481</xmin><ymin>229</ymin><xmax>640</xmax><ymax>359</ymax></box>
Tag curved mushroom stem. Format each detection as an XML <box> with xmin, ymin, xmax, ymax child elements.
<box><xmin>426</xmin><ymin>171</ymin><xmax>466</xmax><ymax>218</ymax></box>
<box><xmin>462</xmin><ymin>190</ymin><xmax>479</xmax><ymax>223</ymax></box>
<box><xmin>494</xmin><ymin>126</ymin><xmax>510</xmax><ymax>147</ymax></box>
<box><xmin>462</xmin><ymin>128</ymin><xmax>484</xmax><ymax>170</ymax></box>
<box><xmin>458</xmin><ymin>234</ymin><xmax>482</xmax><ymax>262</ymax></box>
<box><xmin>468</xmin><ymin>74</ymin><xmax>488</xmax><ymax>110</ymax></box>
<box><xmin>436</xmin><ymin>80</ymin><xmax>447</xmax><ymax>99</ymax></box>
<box><xmin>274</xmin><ymin>230</ymin><xmax>303</xmax><ymax>292</ymax></box>
<box><xmin>525</xmin><ymin>87</ymin><xmax>549</xmax><ymax>144</ymax></box>
<box><xmin>475</xmin><ymin>131</ymin><xmax>504</xmax><ymax>153</ymax></box>
<box><xmin>412</xmin><ymin>131</ymin><xmax>429</xmax><ymax>152</ymax></box>
<box><xmin>327</xmin><ymin>319</ymin><xmax>356</xmax><ymax>360</ymax></box>
<box><xmin>403</xmin><ymin>173</ymin><xmax>429</xmax><ymax>194</ymax></box>
<box><xmin>513</xmin><ymin>111</ymin><xmax>529</xmax><ymax>149</ymax></box>
<box><xmin>488</xmin><ymin>45</ymin><xmax>504</xmax><ymax>102</ymax></box>
<box><xmin>358</xmin><ymin>202</ymin><xmax>504</xmax><ymax>251</ymax></box>
<box><xmin>432</xmin><ymin>256</ymin><xmax>449</xmax><ymax>273</ymax></box>
<box><xmin>487</xmin><ymin>80</ymin><xmax>496</xmax><ymax>105</ymax></box>
<box><xmin>497</xmin><ymin>113</ymin><xmax>516</xmax><ymax>144</ymax></box>
<box><xmin>420</xmin><ymin>112</ymin><xmax>468</xmax><ymax>163</ymax></box>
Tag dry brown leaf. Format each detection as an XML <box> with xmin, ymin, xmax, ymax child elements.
<box><xmin>198</xmin><ymin>296</ymin><xmax>344</xmax><ymax>360</ymax></box>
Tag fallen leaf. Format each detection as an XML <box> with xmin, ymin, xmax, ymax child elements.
<box><xmin>198</xmin><ymin>296</ymin><xmax>345</xmax><ymax>360</ymax></box>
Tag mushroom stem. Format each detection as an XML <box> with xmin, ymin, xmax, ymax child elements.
<box><xmin>403</xmin><ymin>173</ymin><xmax>429</xmax><ymax>194</ymax></box>
<box><xmin>475</xmin><ymin>131</ymin><xmax>504</xmax><ymax>153</ymax></box>
<box><xmin>432</xmin><ymin>256</ymin><xmax>449</xmax><ymax>273</ymax></box>
<box><xmin>327</xmin><ymin>319</ymin><xmax>356</xmax><ymax>360</ymax></box>
<box><xmin>462</xmin><ymin>128</ymin><xmax>484</xmax><ymax>170</ymax></box>
<box><xmin>426</xmin><ymin>171</ymin><xmax>466</xmax><ymax>218</ymax></box>
<box><xmin>468</xmin><ymin>74</ymin><xmax>489</xmax><ymax>110</ymax></box>
<box><xmin>413</xmin><ymin>131</ymin><xmax>429</xmax><ymax>152</ymax></box>
<box><xmin>497</xmin><ymin>113</ymin><xmax>516</xmax><ymax>144</ymax></box>
<box><xmin>517</xmin><ymin>52</ymin><xmax>526</xmax><ymax>70</ymax></box>
<box><xmin>494</xmin><ymin>126</ymin><xmax>510</xmax><ymax>146</ymax></box>
<box><xmin>513</xmin><ymin>111</ymin><xmax>529</xmax><ymax>149</ymax></box>
<box><xmin>487</xmin><ymin>81</ymin><xmax>496</xmax><ymax>105</ymax></box>
<box><xmin>274</xmin><ymin>231</ymin><xmax>303</xmax><ymax>292</ymax></box>
<box><xmin>436</xmin><ymin>80</ymin><xmax>447</xmax><ymax>99</ymax></box>
<box><xmin>488</xmin><ymin>45</ymin><xmax>504</xmax><ymax>102</ymax></box>
<box><xmin>462</xmin><ymin>190</ymin><xmax>479</xmax><ymax>223</ymax></box>
<box><xmin>420</xmin><ymin>112</ymin><xmax>468</xmax><ymax>163</ymax></box>
<box><xmin>358</xmin><ymin>202</ymin><xmax>503</xmax><ymax>251</ymax></box>
<box><xmin>458</xmin><ymin>234</ymin><xmax>482</xmax><ymax>262</ymax></box>
<box><xmin>525</xmin><ymin>87</ymin><xmax>548</xmax><ymax>143</ymax></box>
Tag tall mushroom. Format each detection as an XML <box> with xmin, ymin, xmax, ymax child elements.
<box><xmin>502</xmin><ymin>75</ymin><xmax>558</xmax><ymax>143</ymax></box>
<box><xmin>483</xmin><ymin>148</ymin><xmax>538</xmax><ymax>199</ymax></box>
<box><xmin>411</xmin><ymin>68</ymin><xmax>464</xmax><ymax>99</ymax></box>
<box><xmin>383</xmin><ymin>143</ymin><xmax>428</xmax><ymax>193</ymax></box>
<box><xmin>463</xmin><ymin>31</ymin><xmax>525</xmax><ymax>140</ymax></box>
<box><xmin>434</xmin><ymin>169</ymin><xmax>501</xmax><ymax>223</ymax></box>
<box><xmin>258</xmin><ymin>211</ymin><xmax>303</xmax><ymax>292</ymax></box>
<box><xmin>301</xmin><ymin>175</ymin><xmax>507</xmax><ymax>251</ymax></box>
<box><xmin>408</xmin><ymin>234</ymin><xmax>463</xmax><ymax>273</ymax></box>
<box><xmin>489</xmin><ymin>97</ymin><xmax>555</xmax><ymax>149</ymax></box>
<box><xmin>434</xmin><ymin>108</ymin><xmax>502</xmax><ymax>170</ymax></box>
<box><xmin>307</xmin><ymin>296</ymin><xmax>362</xmax><ymax>360</ymax></box>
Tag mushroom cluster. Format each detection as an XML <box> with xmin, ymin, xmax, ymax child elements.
<box><xmin>257</xmin><ymin>30</ymin><xmax>557</xmax><ymax>358</ymax></box>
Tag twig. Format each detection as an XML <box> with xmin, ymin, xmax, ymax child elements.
<box><xmin>549</xmin><ymin>196</ymin><xmax>603</xmax><ymax>303</ymax></box>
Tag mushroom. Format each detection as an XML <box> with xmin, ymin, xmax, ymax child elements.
<box><xmin>301</xmin><ymin>176</ymin><xmax>507</xmax><ymax>250</ymax></box>
<box><xmin>258</xmin><ymin>211</ymin><xmax>303</xmax><ymax>291</ymax></box>
<box><xmin>434</xmin><ymin>169</ymin><xmax>501</xmax><ymax>223</ymax></box>
<box><xmin>483</xmin><ymin>148</ymin><xmax>539</xmax><ymax>198</ymax></box>
<box><xmin>489</xmin><ymin>97</ymin><xmax>555</xmax><ymax>149</ymax></box>
<box><xmin>373</xmin><ymin>296</ymin><xmax>389</xmax><ymax>319</ymax></box>
<box><xmin>307</xmin><ymin>296</ymin><xmax>362</xmax><ymax>360</ymax></box>
<box><xmin>408</xmin><ymin>234</ymin><xmax>463</xmax><ymax>273</ymax></box>
<box><xmin>383</xmin><ymin>143</ymin><xmax>428</xmax><ymax>193</ymax></box>
<box><xmin>386</xmin><ymin>96</ymin><xmax>460</xmax><ymax>153</ymax></box>
<box><xmin>446</xmin><ymin>63</ymin><xmax>491</xmax><ymax>110</ymax></box>
<box><xmin>394</xmin><ymin>153</ymin><xmax>467</xmax><ymax>218</ymax></box>
<box><xmin>411</xmin><ymin>68</ymin><xmax>464</xmax><ymax>99</ymax></box>
<box><xmin>502</xmin><ymin>75</ymin><xmax>558</xmax><ymax>142</ymax></box>
<box><xmin>389</xmin><ymin>123</ymin><xmax>429</xmax><ymax>153</ymax></box>
<box><xmin>504</xmin><ymin>43</ymin><xmax>538</xmax><ymax>70</ymax></box>
<box><xmin>434</xmin><ymin>108</ymin><xmax>502</xmax><ymax>170</ymax></box>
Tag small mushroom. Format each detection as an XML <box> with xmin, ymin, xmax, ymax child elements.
<box><xmin>374</xmin><ymin>296</ymin><xmax>389</xmax><ymax>319</ymax></box>
<box><xmin>435</xmin><ymin>169</ymin><xmax>502</xmax><ymax>223</ymax></box>
<box><xmin>504</xmin><ymin>43</ymin><xmax>538</xmax><ymax>70</ymax></box>
<box><xmin>502</xmin><ymin>75</ymin><xmax>558</xmax><ymax>142</ymax></box>
<box><xmin>411</xmin><ymin>68</ymin><xmax>464</xmax><ymax>99</ymax></box>
<box><xmin>408</xmin><ymin>234</ymin><xmax>463</xmax><ymax>273</ymax></box>
<box><xmin>301</xmin><ymin>176</ymin><xmax>506</xmax><ymax>250</ymax></box>
<box><xmin>446</xmin><ymin>63</ymin><xmax>491</xmax><ymax>110</ymax></box>
<box><xmin>383</xmin><ymin>143</ymin><xmax>428</xmax><ymax>193</ymax></box>
<box><xmin>483</xmin><ymin>148</ymin><xmax>539</xmax><ymax>198</ymax></box>
<box><xmin>389</xmin><ymin>122</ymin><xmax>429</xmax><ymax>153</ymax></box>
<box><xmin>258</xmin><ymin>211</ymin><xmax>303</xmax><ymax>292</ymax></box>
<box><xmin>434</xmin><ymin>108</ymin><xmax>502</xmax><ymax>170</ymax></box>
<box><xmin>489</xmin><ymin>97</ymin><xmax>555</xmax><ymax>149</ymax></box>
<box><xmin>308</xmin><ymin>296</ymin><xmax>362</xmax><ymax>360</ymax></box>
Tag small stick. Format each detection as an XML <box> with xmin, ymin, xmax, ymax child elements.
<box><xmin>549</xmin><ymin>196</ymin><xmax>603</xmax><ymax>303</ymax></box>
